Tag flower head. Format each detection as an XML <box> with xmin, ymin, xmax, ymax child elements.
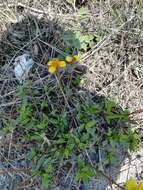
<box><xmin>47</xmin><ymin>58</ymin><xmax>66</xmax><ymax>73</ymax></box>
<box><xmin>65</xmin><ymin>55</ymin><xmax>79</xmax><ymax>64</ymax></box>
<box><xmin>125</xmin><ymin>179</ymin><xmax>138</xmax><ymax>190</ymax></box>
<box><xmin>125</xmin><ymin>179</ymin><xmax>143</xmax><ymax>190</ymax></box>
<box><xmin>138</xmin><ymin>183</ymin><xmax>143</xmax><ymax>190</ymax></box>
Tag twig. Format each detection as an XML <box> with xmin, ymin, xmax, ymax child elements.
<box><xmin>99</xmin><ymin>171</ymin><xmax>125</xmax><ymax>190</ymax></box>
<box><xmin>98</xmin><ymin>60</ymin><xmax>136</xmax><ymax>94</ymax></box>
<box><xmin>0</xmin><ymin>167</ymin><xmax>29</xmax><ymax>175</ymax></box>
<box><xmin>65</xmin><ymin>162</ymin><xmax>75</xmax><ymax>182</ymax></box>
<box><xmin>81</xmin><ymin>15</ymin><xmax>135</xmax><ymax>61</ymax></box>
<box><xmin>18</xmin><ymin>174</ymin><xmax>37</xmax><ymax>188</ymax></box>
<box><xmin>38</xmin><ymin>39</ymin><xmax>67</xmax><ymax>56</ymax></box>
<box><xmin>0</xmin><ymin>2</ymin><xmax>45</xmax><ymax>14</ymax></box>
<box><xmin>55</xmin><ymin>74</ymin><xmax>70</xmax><ymax>108</ymax></box>
<box><xmin>2</xmin><ymin>32</ymin><xmax>45</xmax><ymax>79</ymax></box>
<box><xmin>0</xmin><ymin>99</ymin><xmax>21</xmax><ymax>107</ymax></box>
<box><xmin>2</xmin><ymin>90</ymin><xmax>16</xmax><ymax>97</ymax></box>
<box><xmin>98</xmin><ymin>148</ymin><xmax>104</xmax><ymax>172</ymax></box>
<box><xmin>130</xmin><ymin>109</ymin><xmax>143</xmax><ymax>115</ymax></box>
<box><xmin>85</xmin><ymin>150</ymin><xmax>125</xmax><ymax>190</ymax></box>
<box><xmin>7</xmin><ymin>128</ymin><xmax>14</xmax><ymax>160</ymax></box>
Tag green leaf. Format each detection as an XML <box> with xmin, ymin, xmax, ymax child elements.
<box><xmin>26</xmin><ymin>120</ymin><xmax>35</xmax><ymax>128</ymax></box>
<box><xmin>63</xmin><ymin>30</ymin><xmax>81</xmax><ymax>49</ymax></box>
<box><xmin>77</xmin><ymin>7</ymin><xmax>89</xmax><ymax>19</ymax></box>
<box><xmin>77</xmin><ymin>159</ymin><xmax>85</xmax><ymax>168</ymax></box>
<box><xmin>30</xmin><ymin>134</ymin><xmax>42</xmax><ymax>141</ymax></box>
<box><xmin>27</xmin><ymin>148</ymin><xmax>37</xmax><ymax>160</ymax></box>
<box><xmin>105</xmin><ymin>151</ymin><xmax>118</xmax><ymax>165</ymax></box>
<box><xmin>57</xmin><ymin>54</ymin><xmax>65</xmax><ymax>60</ymax></box>
<box><xmin>42</xmin><ymin>174</ymin><xmax>50</xmax><ymax>188</ymax></box>
<box><xmin>65</xmin><ymin>0</ymin><xmax>75</xmax><ymax>5</ymax></box>
<box><xmin>17</xmin><ymin>86</ymin><xmax>25</xmax><ymax>97</ymax></box>
<box><xmin>64</xmin><ymin>147</ymin><xmax>70</xmax><ymax>158</ymax></box>
<box><xmin>82</xmin><ymin>35</ymin><xmax>94</xmax><ymax>43</ymax></box>
<box><xmin>86</xmin><ymin>105</ymin><xmax>99</xmax><ymax>114</ymax></box>
<box><xmin>76</xmin><ymin>161</ymin><xmax>94</xmax><ymax>183</ymax></box>
<box><xmin>75</xmin><ymin>31</ymin><xmax>96</xmax><ymax>51</ymax></box>
<box><xmin>81</xmin><ymin>42</ymin><xmax>87</xmax><ymax>51</ymax></box>
<box><xmin>119</xmin><ymin>130</ymin><xmax>138</xmax><ymax>151</ymax></box>
<box><xmin>85</xmin><ymin>120</ymin><xmax>96</xmax><ymax>129</ymax></box>
<box><xmin>64</xmin><ymin>143</ymin><xmax>74</xmax><ymax>158</ymax></box>
<box><xmin>80</xmin><ymin>132</ymin><xmax>90</xmax><ymax>142</ymax></box>
<box><xmin>37</xmin><ymin>118</ymin><xmax>47</xmax><ymax>129</ymax></box>
<box><xmin>41</xmin><ymin>100</ymin><xmax>48</xmax><ymax>109</ymax></box>
<box><xmin>88</xmin><ymin>34</ymin><xmax>94</xmax><ymax>41</ymax></box>
<box><xmin>94</xmin><ymin>33</ymin><xmax>101</xmax><ymax>42</ymax></box>
<box><xmin>104</xmin><ymin>100</ymin><xmax>116</xmax><ymax>113</ymax></box>
<box><xmin>81</xmin><ymin>172</ymin><xmax>89</xmax><ymax>184</ymax></box>
<box><xmin>36</xmin><ymin>156</ymin><xmax>45</xmax><ymax>171</ymax></box>
<box><xmin>72</xmin><ymin>75</ymin><xmax>81</xmax><ymax>86</ymax></box>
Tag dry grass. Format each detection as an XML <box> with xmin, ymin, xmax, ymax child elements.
<box><xmin>0</xmin><ymin>0</ymin><xmax>143</xmax><ymax>190</ymax></box>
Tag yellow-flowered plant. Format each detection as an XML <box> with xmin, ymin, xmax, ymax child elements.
<box><xmin>125</xmin><ymin>179</ymin><xmax>143</xmax><ymax>190</ymax></box>
<box><xmin>47</xmin><ymin>55</ymin><xmax>79</xmax><ymax>73</ymax></box>
<box><xmin>47</xmin><ymin>58</ymin><xmax>66</xmax><ymax>73</ymax></box>
<box><xmin>65</xmin><ymin>55</ymin><xmax>79</xmax><ymax>64</ymax></box>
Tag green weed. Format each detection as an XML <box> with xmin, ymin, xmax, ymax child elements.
<box><xmin>63</xmin><ymin>30</ymin><xmax>100</xmax><ymax>52</ymax></box>
<box><xmin>2</xmin><ymin>76</ymin><xmax>136</xmax><ymax>188</ymax></box>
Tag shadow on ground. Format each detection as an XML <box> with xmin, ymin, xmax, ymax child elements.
<box><xmin>0</xmin><ymin>13</ymin><xmax>133</xmax><ymax>190</ymax></box>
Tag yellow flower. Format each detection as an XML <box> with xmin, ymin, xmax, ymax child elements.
<box><xmin>138</xmin><ymin>183</ymin><xmax>143</xmax><ymax>190</ymax></box>
<box><xmin>125</xmin><ymin>179</ymin><xmax>143</xmax><ymax>190</ymax></box>
<box><xmin>125</xmin><ymin>179</ymin><xmax>138</xmax><ymax>190</ymax></box>
<box><xmin>65</xmin><ymin>55</ymin><xmax>79</xmax><ymax>64</ymax></box>
<box><xmin>47</xmin><ymin>58</ymin><xmax>66</xmax><ymax>73</ymax></box>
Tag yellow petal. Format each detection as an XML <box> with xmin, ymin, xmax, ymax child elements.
<box><xmin>59</xmin><ymin>61</ymin><xmax>66</xmax><ymax>67</ymax></box>
<box><xmin>73</xmin><ymin>55</ymin><xmax>79</xmax><ymax>62</ymax></box>
<box><xmin>48</xmin><ymin>60</ymin><xmax>53</xmax><ymax>66</ymax></box>
<box><xmin>138</xmin><ymin>182</ymin><xmax>143</xmax><ymax>190</ymax></box>
<box><xmin>48</xmin><ymin>58</ymin><xmax>59</xmax><ymax>66</ymax></box>
<box><xmin>65</xmin><ymin>55</ymin><xmax>73</xmax><ymax>62</ymax></box>
<box><xmin>125</xmin><ymin>179</ymin><xmax>138</xmax><ymax>190</ymax></box>
<box><xmin>48</xmin><ymin>66</ymin><xmax>57</xmax><ymax>73</ymax></box>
